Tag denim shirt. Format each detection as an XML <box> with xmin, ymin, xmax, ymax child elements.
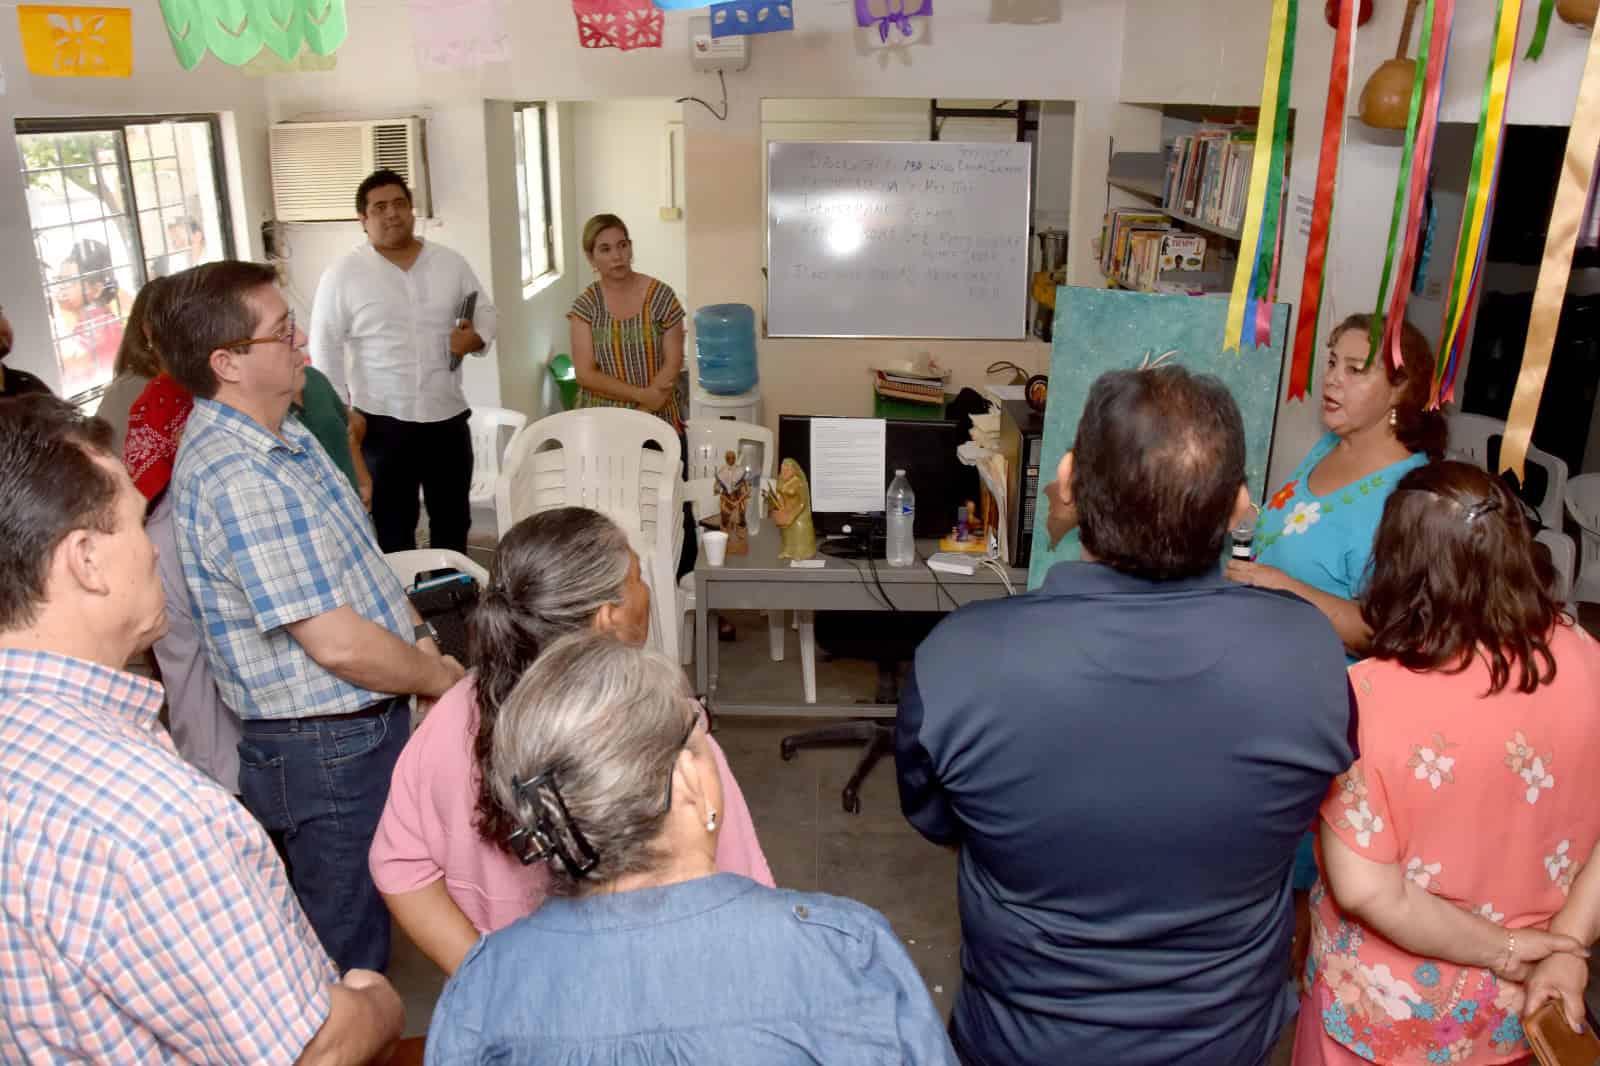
<box><xmin>425</xmin><ymin>873</ymin><xmax>957</xmax><ymax>1066</ymax></box>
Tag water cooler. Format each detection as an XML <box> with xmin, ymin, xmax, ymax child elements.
<box><xmin>690</xmin><ymin>303</ymin><xmax>761</xmax><ymax>423</ymax></box>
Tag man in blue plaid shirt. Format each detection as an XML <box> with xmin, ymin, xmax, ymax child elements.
<box><xmin>154</xmin><ymin>261</ymin><xmax>465</xmax><ymax>974</ymax></box>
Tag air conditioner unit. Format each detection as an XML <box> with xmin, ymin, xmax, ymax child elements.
<box><xmin>269</xmin><ymin>118</ymin><xmax>432</xmax><ymax>222</ymax></box>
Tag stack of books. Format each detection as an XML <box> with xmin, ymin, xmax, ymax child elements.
<box><xmin>1099</xmin><ymin>208</ymin><xmax>1169</xmax><ymax>289</ymax></box>
<box><xmin>874</xmin><ymin>367</ymin><xmax>946</xmax><ymax>406</ymax></box>
<box><xmin>1163</xmin><ymin>127</ymin><xmax>1256</xmax><ymax>233</ymax></box>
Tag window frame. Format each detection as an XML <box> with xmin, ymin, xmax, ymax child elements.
<box><xmin>14</xmin><ymin>112</ymin><xmax>236</xmax><ymax>403</ymax></box>
<box><xmin>513</xmin><ymin>102</ymin><xmax>558</xmax><ymax>293</ymax></box>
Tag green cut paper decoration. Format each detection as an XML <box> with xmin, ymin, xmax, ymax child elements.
<box><xmin>158</xmin><ymin>0</ymin><xmax>347</xmax><ymax>70</ymax></box>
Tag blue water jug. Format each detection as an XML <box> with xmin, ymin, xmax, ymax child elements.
<box><xmin>693</xmin><ymin>303</ymin><xmax>758</xmax><ymax>396</ymax></box>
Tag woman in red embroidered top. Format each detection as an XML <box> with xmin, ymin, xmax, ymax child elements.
<box><xmin>1293</xmin><ymin>462</ymin><xmax>1600</xmax><ymax>1066</ymax></box>
<box><xmin>568</xmin><ymin>214</ymin><xmax>686</xmax><ymax>431</ymax></box>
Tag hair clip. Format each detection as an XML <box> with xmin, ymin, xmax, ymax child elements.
<box><xmin>506</xmin><ymin>769</ymin><xmax>601</xmax><ymax>877</ymax></box>
<box><xmin>1462</xmin><ymin>496</ymin><xmax>1501</xmax><ymax>524</ymax></box>
<box><xmin>1136</xmin><ymin>348</ymin><xmax>1181</xmax><ymax>371</ymax></box>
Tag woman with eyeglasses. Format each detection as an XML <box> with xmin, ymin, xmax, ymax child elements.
<box><xmin>1292</xmin><ymin>462</ymin><xmax>1600</xmax><ymax>1066</ymax></box>
<box><xmin>370</xmin><ymin>506</ymin><xmax>772</xmax><ymax>976</ymax></box>
<box><xmin>423</xmin><ymin>632</ymin><xmax>956</xmax><ymax>1065</ymax></box>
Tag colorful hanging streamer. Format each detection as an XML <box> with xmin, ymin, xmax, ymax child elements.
<box><xmin>1224</xmin><ymin>0</ymin><xmax>1296</xmax><ymax>352</ymax></box>
<box><xmin>1525</xmin><ymin>0</ymin><xmax>1556</xmax><ymax>58</ymax></box>
<box><xmin>1501</xmin><ymin>15</ymin><xmax>1600</xmax><ymax>480</ymax></box>
<box><xmin>157</xmin><ymin>0</ymin><xmax>345</xmax><ymax>70</ymax></box>
<box><xmin>1380</xmin><ymin>0</ymin><xmax>1454</xmax><ymax>371</ymax></box>
<box><xmin>1433</xmin><ymin>0</ymin><xmax>1523</xmax><ymax>406</ymax></box>
<box><xmin>1287</xmin><ymin>0</ymin><xmax>1358</xmax><ymax>399</ymax></box>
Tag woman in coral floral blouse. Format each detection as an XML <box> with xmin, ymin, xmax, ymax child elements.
<box><xmin>1295</xmin><ymin>462</ymin><xmax>1599</xmax><ymax>1066</ymax></box>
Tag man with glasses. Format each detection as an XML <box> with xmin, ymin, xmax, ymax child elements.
<box><xmin>309</xmin><ymin>169</ymin><xmax>495</xmax><ymax>553</ymax></box>
<box><xmin>152</xmin><ymin>261</ymin><xmax>466</xmax><ymax>973</ymax></box>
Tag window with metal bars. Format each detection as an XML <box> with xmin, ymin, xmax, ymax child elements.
<box><xmin>14</xmin><ymin>114</ymin><xmax>234</xmax><ymax>402</ymax></box>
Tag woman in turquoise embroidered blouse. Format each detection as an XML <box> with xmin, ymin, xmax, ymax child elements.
<box><xmin>1228</xmin><ymin>314</ymin><xmax>1444</xmax><ymax>660</ymax></box>
<box><xmin>1227</xmin><ymin>314</ymin><xmax>1445</xmax><ymax>933</ymax></box>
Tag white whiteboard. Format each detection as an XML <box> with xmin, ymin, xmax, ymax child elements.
<box><xmin>766</xmin><ymin>141</ymin><xmax>1032</xmax><ymax>339</ymax></box>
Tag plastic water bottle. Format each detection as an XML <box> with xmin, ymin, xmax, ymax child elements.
<box><xmin>693</xmin><ymin>304</ymin><xmax>759</xmax><ymax>395</ymax></box>
<box><xmin>886</xmin><ymin>469</ymin><xmax>915</xmax><ymax>567</ymax></box>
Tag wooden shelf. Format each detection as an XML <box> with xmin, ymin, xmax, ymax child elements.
<box><xmin>1107</xmin><ymin>150</ymin><xmax>1245</xmax><ymax>242</ymax></box>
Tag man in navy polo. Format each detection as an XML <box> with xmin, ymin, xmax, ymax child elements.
<box><xmin>897</xmin><ymin>365</ymin><xmax>1353</xmax><ymax>1066</ymax></box>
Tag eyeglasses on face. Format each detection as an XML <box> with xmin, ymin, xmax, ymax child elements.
<box><xmin>223</xmin><ymin>309</ymin><xmax>297</xmax><ymax>351</ymax></box>
<box><xmin>660</xmin><ymin>699</ymin><xmax>709</xmax><ymax>813</ymax></box>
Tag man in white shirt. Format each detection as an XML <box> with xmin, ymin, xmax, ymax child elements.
<box><xmin>309</xmin><ymin>169</ymin><xmax>496</xmax><ymax>553</ymax></box>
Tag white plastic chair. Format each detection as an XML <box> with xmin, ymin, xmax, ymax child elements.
<box><xmin>385</xmin><ymin>548</ymin><xmax>490</xmax><ymax>588</ymax></box>
<box><xmin>1565</xmin><ymin>474</ymin><xmax>1600</xmax><ymax>605</ymax></box>
<box><xmin>1446</xmin><ymin>411</ymin><xmax>1569</xmax><ymax>530</ymax></box>
<box><xmin>1534</xmin><ymin>529</ymin><xmax>1578</xmax><ymax>615</ymax></box>
<box><xmin>496</xmin><ymin>409</ymin><xmax>682</xmax><ymax>663</ymax></box>
<box><xmin>469</xmin><ymin>407</ymin><xmax>528</xmax><ymax>510</ymax></box>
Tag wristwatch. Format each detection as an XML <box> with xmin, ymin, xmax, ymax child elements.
<box><xmin>414</xmin><ymin>621</ymin><xmax>439</xmax><ymax>644</ymax></box>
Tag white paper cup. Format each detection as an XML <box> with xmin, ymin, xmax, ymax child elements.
<box><xmin>703</xmin><ymin>530</ymin><xmax>729</xmax><ymax>567</ymax></box>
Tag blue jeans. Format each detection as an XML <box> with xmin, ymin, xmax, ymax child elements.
<box><xmin>237</xmin><ymin>698</ymin><xmax>409</xmax><ymax>973</ymax></box>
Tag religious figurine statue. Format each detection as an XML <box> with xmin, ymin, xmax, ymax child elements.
<box><xmin>764</xmin><ymin>458</ymin><xmax>817</xmax><ymax>561</ymax></box>
<box><xmin>715</xmin><ymin>450</ymin><xmax>752</xmax><ymax>555</ymax></box>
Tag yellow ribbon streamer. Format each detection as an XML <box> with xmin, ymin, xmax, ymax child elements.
<box><xmin>1439</xmin><ymin>0</ymin><xmax>1521</xmax><ymax>364</ymax></box>
<box><xmin>1224</xmin><ymin>0</ymin><xmax>1290</xmax><ymax>352</ymax></box>
<box><xmin>1501</xmin><ymin>16</ymin><xmax>1600</xmax><ymax>480</ymax></box>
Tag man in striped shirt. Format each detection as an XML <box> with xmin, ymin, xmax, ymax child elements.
<box><xmin>0</xmin><ymin>395</ymin><xmax>403</xmax><ymax>1064</ymax></box>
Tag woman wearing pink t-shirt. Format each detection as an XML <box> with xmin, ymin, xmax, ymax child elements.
<box><xmin>370</xmin><ymin>507</ymin><xmax>772</xmax><ymax>973</ymax></box>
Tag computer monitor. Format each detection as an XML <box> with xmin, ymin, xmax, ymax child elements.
<box><xmin>776</xmin><ymin>414</ymin><xmax>976</xmax><ymax>540</ymax></box>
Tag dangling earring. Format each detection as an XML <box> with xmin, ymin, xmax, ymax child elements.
<box><xmin>1388</xmin><ymin>408</ymin><xmax>1398</xmax><ymax>428</ymax></box>
<box><xmin>705</xmin><ymin>808</ymin><xmax>719</xmax><ymax>832</ymax></box>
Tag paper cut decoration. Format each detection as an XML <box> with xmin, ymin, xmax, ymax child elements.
<box><xmin>711</xmin><ymin>0</ymin><xmax>793</xmax><ymax>36</ymax></box>
<box><xmin>573</xmin><ymin>0</ymin><xmax>664</xmax><ymax>48</ymax></box>
<box><xmin>157</xmin><ymin>0</ymin><xmax>346</xmax><ymax>70</ymax></box>
<box><xmin>1027</xmin><ymin>287</ymin><xmax>1288</xmax><ymax>589</ymax></box>
<box><xmin>17</xmin><ymin>5</ymin><xmax>132</xmax><ymax>77</ymax></box>
<box><xmin>855</xmin><ymin>0</ymin><xmax>930</xmax><ymax>42</ymax></box>
<box><xmin>242</xmin><ymin>47</ymin><xmax>338</xmax><ymax>75</ymax></box>
<box><xmin>410</xmin><ymin>0</ymin><xmax>510</xmax><ymax>71</ymax></box>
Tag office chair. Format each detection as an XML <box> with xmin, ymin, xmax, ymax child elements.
<box><xmin>778</xmin><ymin>611</ymin><xmax>940</xmax><ymax>813</ymax></box>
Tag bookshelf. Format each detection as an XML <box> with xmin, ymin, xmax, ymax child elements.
<box><xmin>1098</xmin><ymin>106</ymin><xmax>1289</xmax><ymax>296</ymax></box>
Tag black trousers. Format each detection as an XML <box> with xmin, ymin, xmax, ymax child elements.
<box><xmin>360</xmin><ymin>409</ymin><xmax>473</xmax><ymax>553</ymax></box>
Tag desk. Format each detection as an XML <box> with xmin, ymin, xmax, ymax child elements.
<box><xmin>693</xmin><ymin>524</ymin><xmax>1023</xmax><ymax>716</ymax></box>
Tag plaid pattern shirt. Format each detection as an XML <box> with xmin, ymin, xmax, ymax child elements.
<box><xmin>0</xmin><ymin>650</ymin><xmax>337</xmax><ymax>1063</ymax></box>
<box><xmin>175</xmin><ymin>398</ymin><xmax>414</xmax><ymax>720</ymax></box>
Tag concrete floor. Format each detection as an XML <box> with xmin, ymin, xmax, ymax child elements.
<box><xmin>387</xmin><ymin>609</ymin><xmax>1598</xmax><ymax>1061</ymax></box>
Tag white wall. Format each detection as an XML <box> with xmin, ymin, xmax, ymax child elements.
<box><xmin>570</xmin><ymin>99</ymin><xmax>688</xmax><ymax>301</ymax></box>
<box><xmin>0</xmin><ymin>0</ymin><xmax>273</xmax><ymax>395</ymax></box>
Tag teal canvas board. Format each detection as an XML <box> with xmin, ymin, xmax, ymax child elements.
<box><xmin>1026</xmin><ymin>287</ymin><xmax>1289</xmax><ymax>589</ymax></box>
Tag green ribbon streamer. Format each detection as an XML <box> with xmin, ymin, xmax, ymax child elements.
<box><xmin>1439</xmin><ymin>0</ymin><xmax>1507</xmax><ymax>385</ymax></box>
<box><xmin>1253</xmin><ymin>0</ymin><xmax>1299</xmax><ymax>302</ymax></box>
<box><xmin>158</xmin><ymin>0</ymin><xmax>347</xmax><ymax>70</ymax></box>
<box><xmin>1369</xmin><ymin>0</ymin><xmax>1436</xmax><ymax>362</ymax></box>
<box><xmin>1525</xmin><ymin>0</ymin><xmax>1555</xmax><ymax>60</ymax></box>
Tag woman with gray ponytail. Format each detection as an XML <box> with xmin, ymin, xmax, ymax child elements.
<box><xmin>370</xmin><ymin>507</ymin><xmax>771</xmax><ymax>975</ymax></box>
<box><xmin>425</xmin><ymin>633</ymin><xmax>956</xmax><ymax>1066</ymax></box>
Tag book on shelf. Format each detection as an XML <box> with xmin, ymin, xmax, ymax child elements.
<box><xmin>1160</xmin><ymin>233</ymin><xmax>1206</xmax><ymax>272</ymax></box>
<box><xmin>1163</xmin><ymin>127</ymin><xmax>1260</xmax><ymax>233</ymax></box>
<box><xmin>1100</xmin><ymin>207</ymin><xmax>1169</xmax><ymax>278</ymax></box>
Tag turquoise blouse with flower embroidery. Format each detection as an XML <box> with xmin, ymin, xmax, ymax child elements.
<box><xmin>1255</xmin><ymin>433</ymin><xmax>1427</xmax><ymax>617</ymax></box>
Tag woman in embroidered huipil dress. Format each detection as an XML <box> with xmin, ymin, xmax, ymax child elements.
<box><xmin>1228</xmin><ymin>315</ymin><xmax>1444</xmax><ymax>909</ymax></box>
<box><xmin>568</xmin><ymin>213</ymin><xmax>687</xmax><ymax>431</ymax></box>
<box><xmin>1293</xmin><ymin>462</ymin><xmax>1600</xmax><ymax>1066</ymax></box>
